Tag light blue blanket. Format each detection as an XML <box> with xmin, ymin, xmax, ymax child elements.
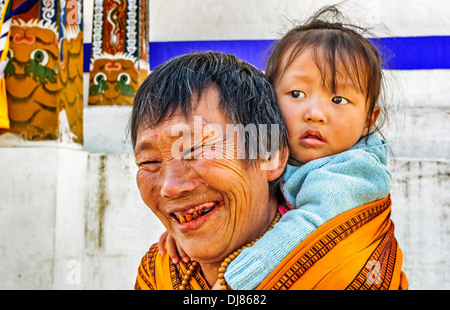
<box><xmin>225</xmin><ymin>134</ymin><xmax>391</xmax><ymax>290</ymax></box>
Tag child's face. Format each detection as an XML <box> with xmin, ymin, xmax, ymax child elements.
<box><xmin>275</xmin><ymin>48</ymin><xmax>374</xmax><ymax>163</ymax></box>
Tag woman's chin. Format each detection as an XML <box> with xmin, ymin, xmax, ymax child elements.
<box><xmin>178</xmin><ymin>235</ymin><xmax>231</xmax><ymax>264</ymax></box>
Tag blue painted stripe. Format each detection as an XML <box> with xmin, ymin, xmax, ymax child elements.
<box><xmin>371</xmin><ymin>36</ymin><xmax>450</xmax><ymax>70</ymax></box>
<box><xmin>83</xmin><ymin>36</ymin><xmax>450</xmax><ymax>73</ymax></box>
<box><xmin>149</xmin><ymin>39</ymin><xmax>276</xmax><ymax>71</ymax></box>
<box><xmin>83</xmin><ymin>39</ymin><xmax>274</xmax><ymax>73</ymax></box>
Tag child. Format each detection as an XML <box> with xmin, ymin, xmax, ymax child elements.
<box><xmin>161</xmin><ymin>5</ymin><xmax>392</xmax><ymax>290</ymax></box>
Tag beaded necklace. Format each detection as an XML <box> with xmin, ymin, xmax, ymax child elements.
<box><xmin>180</xmin><ymin>212</ymin><xmax>281</xmax><ymax>290</ymax></box>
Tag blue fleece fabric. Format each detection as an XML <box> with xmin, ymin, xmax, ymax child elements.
<box><xmin>224</xmin><ymin>134</ymin><xmax>391</xmax><ymax>290</ymax></box>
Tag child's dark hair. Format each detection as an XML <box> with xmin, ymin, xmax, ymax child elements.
<box><xmin>266</xmin><ymin>5</ymin><xmax>387</xmax><ymax>138</ymax></box>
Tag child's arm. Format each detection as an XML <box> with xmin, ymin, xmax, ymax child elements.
<box><xmin>158</xmin><ymin>231</ymin><xmax>191</xmax><ymax>263</ymax></box>
<box><xmin>224</xmin><ymin>142</ymin><xmax>391</xmax><ymax>290</ymax></box>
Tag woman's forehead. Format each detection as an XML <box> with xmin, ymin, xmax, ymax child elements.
<box><xmin>135</xmin><ymin>89</ymin><xmax>230</xmax><ymax>149</ymax></box>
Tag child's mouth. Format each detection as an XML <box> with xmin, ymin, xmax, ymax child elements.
<box><xmin>299</xmin><ymin>130</ymin><xmax>326</xmax><ymax>146</ymax></box>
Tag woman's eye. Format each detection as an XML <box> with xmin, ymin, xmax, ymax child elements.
<box><xmin>183</xmin><ymin>145</ymin><xmax>203</xmax><ymax>159</ymax></box>
<box><xmin>140</xmin><ymin>161</ymin><xmax>161</xmax><ymax>171</ymax></box>
<box><xmin>332</xmin><ymin>96</ymin><xmax>349</xmax><ymax>105</ymax></box>
<box><xmin>290</xmin><ymin>90</ymin><xmax>306</xmax><ymax>99</ymax></box>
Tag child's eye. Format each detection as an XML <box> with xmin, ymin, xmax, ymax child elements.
<box><xmin>290</xmin><ymin>90</ymin><xmax>306</xmax><ymax>99</ymax></box>
<box><xmin>331</xmin><ymin>96</ymin><xmax>349</xmax><ymax>105</ymax></box>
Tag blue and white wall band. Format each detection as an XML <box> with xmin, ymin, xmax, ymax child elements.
<box><xmin>84</xmin><ymin>36</ymin><xmax>450</xmax><ymax>72</ymax></box>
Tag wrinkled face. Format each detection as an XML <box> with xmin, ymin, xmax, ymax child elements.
<box><xmin>275</xmin><ymin>48</ymin><xmax>375</xmax><ymax>163</ymax></box>
<box><xmin>134</xmin><ymin>87</ymin><xmax>275</xmax><ymax>264</ymax></box>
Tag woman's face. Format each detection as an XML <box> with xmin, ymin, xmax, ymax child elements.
<box><xmin>134</xmin><ymin>87</ymin><xmax>277</xmax><ymax>265</ymax></box>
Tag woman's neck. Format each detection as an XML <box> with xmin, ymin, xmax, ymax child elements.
<box><xmin>200</xmin><ymin>262</ymin><xmax>222</xmax><ymax>288</ymax></box>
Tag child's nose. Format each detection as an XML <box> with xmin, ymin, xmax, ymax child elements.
<box><xmin>304</xmin><ymin>98</ymin><xmax>327</xmax><ymax>124</ymax></box>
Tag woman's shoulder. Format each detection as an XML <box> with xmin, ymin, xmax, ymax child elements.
<box><xmin>135</xmin><ymin>243</ymin><xmax>160</xmax><ymax>290</ymax></box>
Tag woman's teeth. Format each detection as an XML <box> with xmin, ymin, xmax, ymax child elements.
<box><xmin>174</xmin><ymin>204</ymin><xmax>215</xmax><ymax>223</ymax></box>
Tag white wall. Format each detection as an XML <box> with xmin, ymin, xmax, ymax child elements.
<box><xmin>390</xmin><ymin>160</ymin><xmax>450</xmax><ymax>289</ymax></box>
<box><xmin>0</xmin><ymin>148</ymin><xmax>165</xmax><ymax>289</ymax></box>
<box><xmin>1</xmin><ymin>0</ymin><xmax>449</xmax><ymax>289</ymax></box>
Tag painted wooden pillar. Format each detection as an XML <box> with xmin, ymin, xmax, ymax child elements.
<box><xmin>2</xmin><ymin>0</ymin><xmax>83</xmax><ymax>144</ymax></box>
<box><xmin>88</xmin><ymin>0</ymin><xmax>149</xmax><ymax>106</ymax></box>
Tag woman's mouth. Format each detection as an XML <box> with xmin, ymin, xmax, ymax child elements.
<box><xmin>171</xmin><ymin>201</ymin><xmax>220</xmax><ymax>224</ymax></box>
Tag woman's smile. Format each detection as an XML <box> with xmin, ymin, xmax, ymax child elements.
<box><xmin>171</xmin><ymin>201</ymin><xmax>220</xmax><ymax>223</ymax></box>
<box><xmin>170</xmin><ymin>200</ymin><xmax>224</xmax><ymax>234</ymax></box>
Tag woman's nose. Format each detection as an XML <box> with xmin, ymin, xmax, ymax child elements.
<box><xmin>160</xmin><ymin>161</ymin><xmax>198</xmax><ymax>198</ymax></box>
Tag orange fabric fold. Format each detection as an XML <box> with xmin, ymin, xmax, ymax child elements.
<box><xmin>135</xmin><ymin>195</ymin><xmax>407</xmax><ymax>290</ymax></box>
<box><xmin>256</xmin><ymin>195</ymin><xmax>408</xmax><ymax>290</ymax></box>
<box><xmin>135</xmin><ymin>243</ymin><xmax>210</xmax><ymax>290</ymax></box>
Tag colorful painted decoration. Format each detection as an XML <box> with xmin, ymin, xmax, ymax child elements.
<box><xmin>88</xmin><ymin>0</ymin><xmax>149</xmax><ymax>106</ymax></box>
<box><xmin>0</xmin><ymin>0</ymin><xmax>12</xmax><ymax>130</ymax></box>
<box><xmin>2</xmin><ymin>0</ymin><xmax>83</xmax><ymax>143</ymax></box>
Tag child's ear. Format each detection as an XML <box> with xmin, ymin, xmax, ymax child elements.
<box><xmin>363</xmin><ymin>107</ymin><xmax>380</xmax><ymax>136</ymax></box>
<box><xmin>261</xmin><ymin>146</ymin><xmax>289</xmax><ymax>181</ymax></box>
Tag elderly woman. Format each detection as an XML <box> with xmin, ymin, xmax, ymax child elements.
<box><xmin>132</xmin><ymin>52</ymin><xmax>406</xmax><ymax>290</ymax></box>
<box><xmin>132</xmin><ymin>52</ymin><xmax>289</xmax><ymax>289</ymax></box>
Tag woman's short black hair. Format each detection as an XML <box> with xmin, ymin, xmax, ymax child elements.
<box><xmin>130</xmin><ymin>51</ymin><xmax>288</xmax><ymax>159</ymax></box>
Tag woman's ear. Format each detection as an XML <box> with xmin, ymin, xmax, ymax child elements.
<box><xmin>363</xmin><ymin>107</ymin><xmax>380</xmax><ymax>136</ymax></box>
<box><xmin>261</xmin><ymin>146</ymin><xmax>289</xmax><ymax>181</ymax></box>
